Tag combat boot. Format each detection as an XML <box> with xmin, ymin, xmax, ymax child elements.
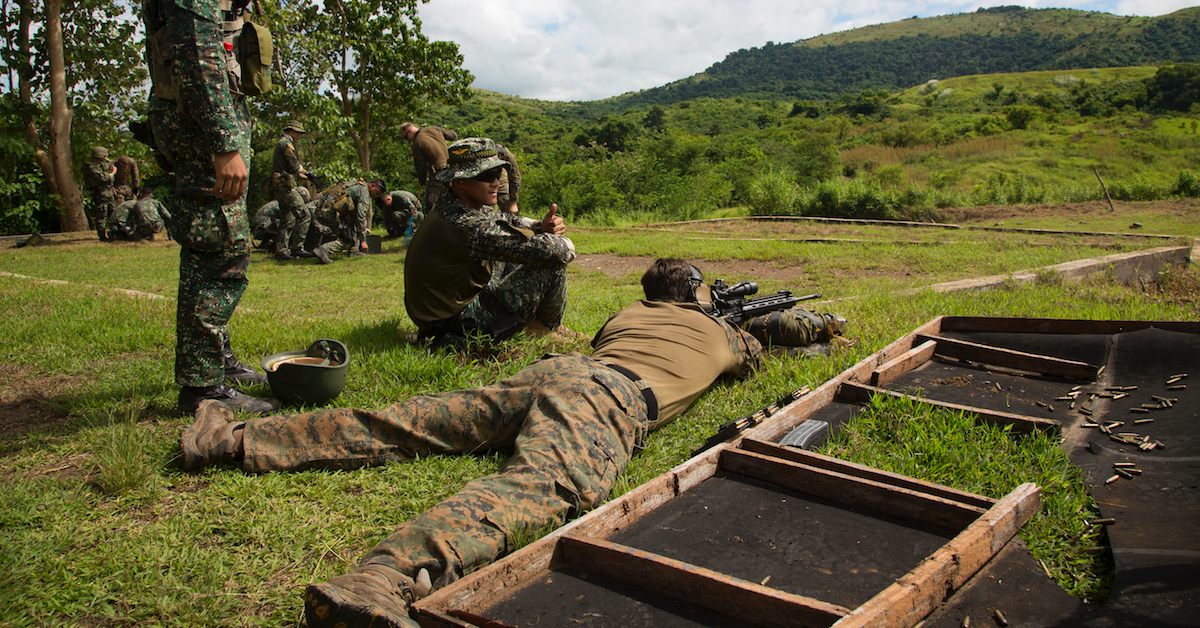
<box><xmin>313</xmin><ymin>246</ymin><xmax>333</xmax><ymax>265</ymax></box>
<box><xmin>178</xmin><ymin>383</ymin><xmax>280</xmax><ymax>416</ymax></box>
<box><xmin>180</xmin><ymin>400</ymin><xmax>245</xmax><ymax>469</ymax></box>
<box><xmin>292</xmin><ymin>248</ymin><xmax>316</xmax><ymax>259</ymax></box>
<box><xmin>274</xmin><ymin>251</ymin><xmax>296</xmax><ymax>261</ymax></box>
<box><xmin>305</xmin><ymin>564</ymin><xmax>424</xmax><ymax>628</ymax></box>
<box><xmin>224</xmin><ymin>346</ymin><xmax>268</xmax><ymax>386</ymax></box>
<box><xmin>819</xmin><ymin>313</ymin><xmax>848</xmax><ymax>341</ymax></box>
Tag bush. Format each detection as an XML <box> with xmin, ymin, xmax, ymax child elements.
<box><xmin>747</xmin><ymin>169</ymin><xmax>800</xmax><ymax>216</ymax></box>
<box><xmin>1174</xmin><ymin>170</ymin><xmax>1200</xmax><ymax>198</ymax></box>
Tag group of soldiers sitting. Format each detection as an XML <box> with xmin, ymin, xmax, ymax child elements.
<box><xmin>81</xmin><ymin>147</ymin><xmax>172</xmax><ymax>242</ymax></box>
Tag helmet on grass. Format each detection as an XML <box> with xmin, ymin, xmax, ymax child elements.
<box><xmin>261</xmin><ymin>339</ymin><xmax>349</xmax><ymax>405</ymax></box>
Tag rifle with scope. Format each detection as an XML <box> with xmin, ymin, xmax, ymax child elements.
<box><xmin>705</xmin><ymin>279</ymin><xmax>821</xmax><ymax>324</ymax></box>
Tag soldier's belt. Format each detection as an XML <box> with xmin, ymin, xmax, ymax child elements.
<box><xmin>597</xmin><ymin>361</ymin><xmax>658</xmax><ymax>424</ymax></box>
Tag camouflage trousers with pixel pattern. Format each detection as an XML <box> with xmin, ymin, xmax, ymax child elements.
<box><xmin>241</xmin><ymin>353</ymin><xmax>648</xmax><ymax>591</ymax></box>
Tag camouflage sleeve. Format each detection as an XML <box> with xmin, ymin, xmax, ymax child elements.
<box><xmin>155</xmin><ymin>200</ymin><xmax>172</xmax><ymax>223</ymax></box>
<box><xmin>165</xmin><ymin>0</ymin><xmax>242</xmax><ymax>155</ymax></box>
<box><xmin>720</xmin><ymin>317</ymin><xmax>763</xmax><ymax>380</ymax></box>
<box><xmin>446</xmin><ymin>207</ymin><xmax>574</xmax><ymax>266</ymax></box>
<box><xmin>278</xmin><ymin>139</ymin><xmax>302</xmax><ymax>175</ymax></box>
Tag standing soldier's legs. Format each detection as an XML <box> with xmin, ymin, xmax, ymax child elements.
<box><xmin>92</xmin><ymin>192</ymin><xmax>115</xmax><ymax>241</ymax></box>
<box><xmin>275</xmin><ymin>187</ymin><xmax>306</xmax><ymax>255</ymax></box>
<box><xmin>176</xmin><ymin>238</ymin><xmax>249</xmax><ymax>388</ymax></box>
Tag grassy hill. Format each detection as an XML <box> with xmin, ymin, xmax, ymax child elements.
<box><xmin>605</xmin><ymin>6</ymin><xmax>1200</xmax><ymax>110</ymax></box>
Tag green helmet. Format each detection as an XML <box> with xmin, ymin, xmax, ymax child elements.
<box><xmin>261</xmin><ymin>339</ymin><xmax>349</xmax><ymax>405</ymax></box>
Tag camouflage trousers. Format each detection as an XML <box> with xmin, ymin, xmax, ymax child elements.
<box><xmin>427</xmin><ymin>262</ymin><xmax>568</xmax><ymax>346</ymax></box>
<box><xmin>176</xmin><ymin>245</ymin><xmax>249</xmax><ymax>387</ymax></box>
<box><xmin>739</xmin><ymin>309</ymin><xmax>826</xmax><ymax>347</ymax></box>
<box><xmin>241</xmin><ymin>353</ymin><xmax>649</xmax><ymax>590</ymax></box>
<box><xmin>90</xmin><ymin>190</ymin><xmax>116</xmax><ymax>237</ymax></box>
<box><xmin>423</xmin><ymin>178</ymin><xmax>445</xmax><ymax>210</ymax></box>
<box><xmin>274</xmin><ymin>186</ymin><xmax>310</xmax><ymax>254</ymax></box>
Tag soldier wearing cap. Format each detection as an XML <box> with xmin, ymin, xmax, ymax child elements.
<box><xmin>404</xmin><ymin>137</ymin><xmax>577</xmax><ymax>347</ymax></box>
<box><xmin>309</xmin><ymin>178</ymin><xmax>386</xmax><ymax>264</ymax></box>
<box><xmin>271</xmin><ymin>120</ymin><xmax>316</xmax><ymax>260</ymax></box>
<box><xmin>82</xmin><ymin>146</ymin><xmax>117</xmax><ymax>241</ymax></box>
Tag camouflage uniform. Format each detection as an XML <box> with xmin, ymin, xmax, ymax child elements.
<box><xmin>250</xmin><ymin>200</ymin><xmax>280</xmax><ymax>247</ymax></box>
<box><xmin>130</xmin><ymin>195</ymin><xmax>172</xmax><ymax>241</ymax></box>
<box><xmin>82</xmin><ymin>153</ymin><xmax>116</xmax><ymax>240</ymax></box>
<box><xmin>239</xmin><ymin>299</ymin><xmax>761</xmax><ymax>599</ymax></box>
<box><xmin>142</xmin><ymin>0</ymin><xmax>254</xmax><ymax>388</ymax></box>
<box><xmin>271</xmin><ymin>130</ymin><xmax>311</xmax><ymax>255</ymax></box>
<box><xmin>306</xmin><ymin>179</ymin><xmax>376</xmax><ymax>258</ymax></box>
<box><xmin>404</xmin><ymin>191</ymin><xmax>574</xmax><ymax>346</ymax></box>
<box><xmin>106</xmin><ymin>199</ymin><xmax>138</xmax><ymax>240</ymax></box>
<box><xmin>113</xmin><ymin>155</ymin><xmax>141</xmax><ymax>205</ymax></box>
<box><xmin>377</xmin><ymin>189</ymin><xmax>422</xmax><ymax>238</ymax></box>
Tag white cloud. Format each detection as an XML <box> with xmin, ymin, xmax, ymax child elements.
<box><xmin>417</xmin><ymin>0</ymin><xmax>1198</xmax><ymax>102</ymax></box>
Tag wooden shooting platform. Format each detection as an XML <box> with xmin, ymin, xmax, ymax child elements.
<box><xmin>413</xmin><ymin>317</ymin><xmax>1200</xmax><ymax>628</ymax></box>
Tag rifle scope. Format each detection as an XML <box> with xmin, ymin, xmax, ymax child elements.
<box><xmin>715</xmin><ymin>280</ymin><xmax>757</xmax><ymax>299</ymax></box>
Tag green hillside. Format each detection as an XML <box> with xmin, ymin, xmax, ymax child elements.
<box><xmin>608</xmin><ymin>6</ymin><xmax>1200</xmax><ymax>109</ymax></box>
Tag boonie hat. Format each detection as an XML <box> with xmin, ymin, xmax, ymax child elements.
<box><xmin>284</xmin><ymin>120</ymin><xmax>307</xmax><ymax>133</ymax></box>
<box><xmin>436</xmin><ymin>137</ymin><xmax>507</xmax><ymax>183</ymax></box>
<box><xmin>92</xmin><ymin>146</ymin><xmax>108</xmax><ymax>159</ymax></box>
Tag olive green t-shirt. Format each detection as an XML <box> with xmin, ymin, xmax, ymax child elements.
<box><xmin>591</xmin><ymin>300</ymin><xmax>761</xmax><ymax>430</ymax></box>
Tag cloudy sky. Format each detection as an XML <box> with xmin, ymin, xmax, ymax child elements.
<box><xmin>418</xmin><ymin>0</ymin><xmax>1198</xmax><ymax>102</ymax></box>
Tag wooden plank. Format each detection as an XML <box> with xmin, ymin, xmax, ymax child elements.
<box><xmin>831</xmin><ymin>483</ymin><xmax>1041</xmax><ymax>628</ymax></box>
<box><xmin>838</xmin><ymin>382</ymin><xmax>1060</xmax><ymax>434</ymax></box>
<box><xmin>720</xmin><ymin>448</ymin><xmax>984</xmax><ymax>534</ymax></box>
<box><xmin>559</xmin><ymin>535</ymin><xmax>850</xmax><ymax>628</ymax></box>
<box><xmin>939</xmin><ymin>316</ymin><xmax>1200</xmax><ymax>335</ymax></box>
<box><xmin>872</xmin><ymin>339</ymin><xmax>938</xmax><ymax>388</ymax></box>
<box><xmin>739</xmin><ymin>439</ymin><xmax>994</xmax><ymax>510</ymax></box>
<box><xmin>414</xmin><ymin>607</ymin><xmax>487</xmax><ymax>628</ymax></box>
<box><xmin>916</xmin><ymin>333</ymin><xmax>1100</xmax><ymax>381</ymax></box>
<box><xmin>417</xmin><ymin>447</ymin><xmax>725</xmax><ymax>615</ymax></box>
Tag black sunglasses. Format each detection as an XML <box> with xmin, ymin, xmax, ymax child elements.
<box><xmin>471</xmin><ymin>168</ymin><xmax>503</xmax><ymax>183</ymax></box>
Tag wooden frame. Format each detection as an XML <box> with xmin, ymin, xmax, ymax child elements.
<box><xmin>413</xmin><ymin>317</ymin><xmax>1197</xmax><ymax>627</ymax></box>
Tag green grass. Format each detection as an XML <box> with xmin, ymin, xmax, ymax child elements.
<box><xmin>0</xmin><ymin>217</ymin><xmax>1196</xmax><ymax>626</ymax></box>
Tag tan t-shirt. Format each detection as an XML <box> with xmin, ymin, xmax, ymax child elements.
<box><xmin>591</xmin><ymin>300</ymin><xmax>761</xmax><ymax>430</ymax></box>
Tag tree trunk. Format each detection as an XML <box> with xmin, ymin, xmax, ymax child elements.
<box><xmin>44</xmin><ymin>0</ymin><xmax>87</xmax><ymax>232</ymax></box>
<box><xmin>15</xmin><ymin>0</ymin><xmax>62</xmax><ymax>213</ymax></box>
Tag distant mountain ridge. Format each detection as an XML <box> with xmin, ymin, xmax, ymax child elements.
<box><xmin>602</xmin><ymin>5</ymin><xmax>1200</xmax><ymax>108</ymax></box>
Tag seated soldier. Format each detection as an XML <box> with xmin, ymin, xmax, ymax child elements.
<box><xmin>129</xmin><ymin>188</ymin><xmax>172</xmax><ymax>241</ymax></box>
<box><xmin>106</xmin><ymin>198</ymin><xmax>138</xmax><ymax>241</ymax></box>
<box><xmin>404</xmin><ymin>137</ymin><xmax>577</xmax><ymax>347</ymax></box>
<box><xmin>179</xmin><ymin>258</ymin><xmax>848</xmax><ymax>628</ymax></box>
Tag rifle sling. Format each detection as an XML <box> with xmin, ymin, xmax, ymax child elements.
<box><xmin>599</xmin><ymin>361</ymin><xmax>659</xmax><ymax>424</ymax></box>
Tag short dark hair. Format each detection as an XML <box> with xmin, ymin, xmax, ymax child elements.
<box><xmin>641</xmin><ymin>258</ymin><xmax>697</xmax><ymax>302</ymax></box>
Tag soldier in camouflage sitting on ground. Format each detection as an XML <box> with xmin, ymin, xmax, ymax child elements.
<box><xmin>404</xmin><ymin>137</ymin><xmax>580</xmax><ymax>347</ymax></box>
<box><xmin>179</xmin><ymin>257</ymin><xmax>849</xmax><ymax>628</ymax></box>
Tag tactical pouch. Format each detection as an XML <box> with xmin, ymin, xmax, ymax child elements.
<box><xmin>149</xmin><ymin>28</ymin><xmax>179</xmax><ymax>101</ymax></box>
<box><xmin>238</xmin><ymin>21</ymin><xmax>273</xmax><ymax>96</ymax></box>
